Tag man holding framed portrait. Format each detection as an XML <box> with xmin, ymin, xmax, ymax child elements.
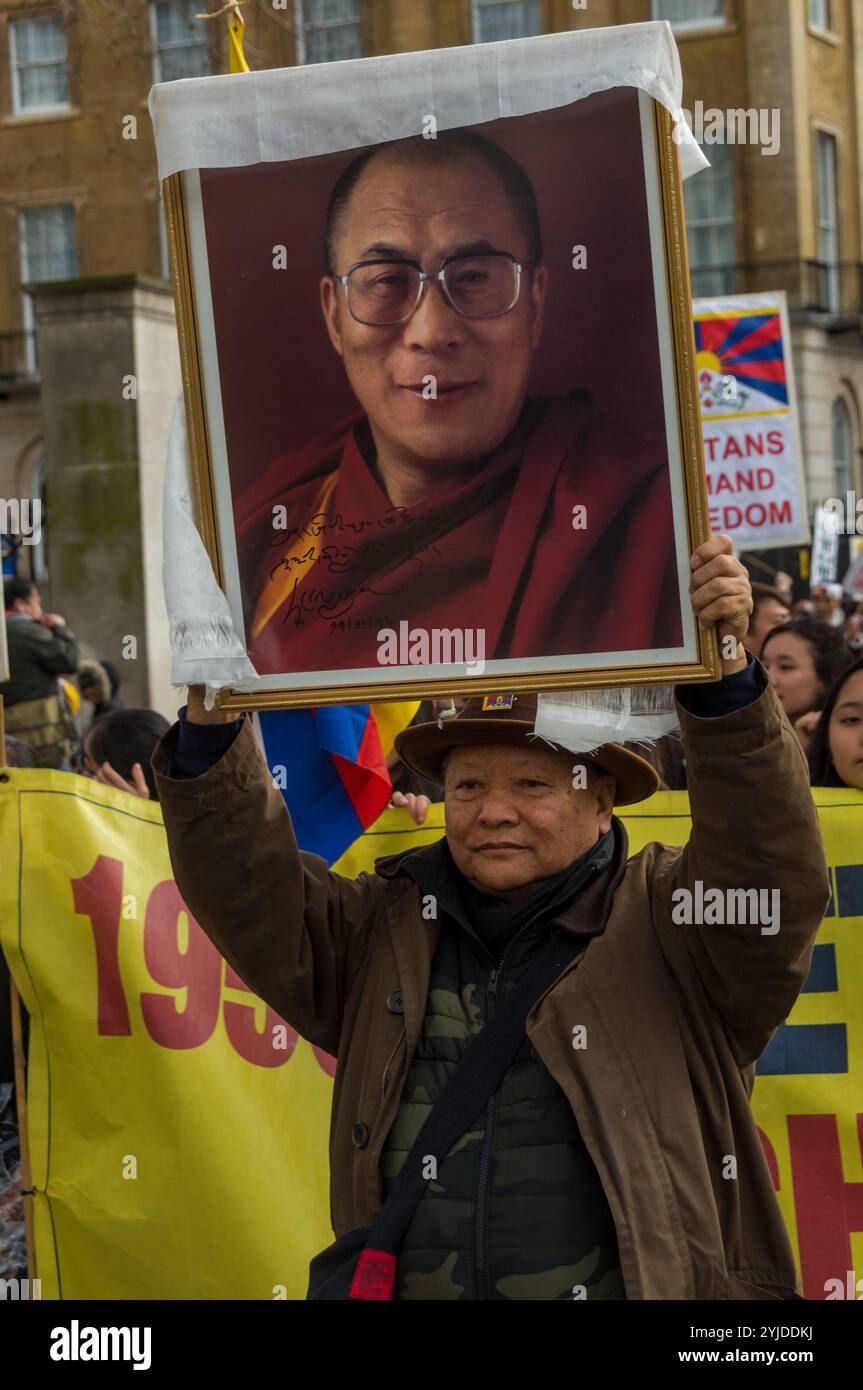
<box><xmin>153</xmin><ymin>534</ymin><xmax>829</xmax><ymax>1300</ymax></box>
<box><xmin>150</xmin><ymin>24</ymin><xmax>829</xmax><ymax>1301</ymax></box>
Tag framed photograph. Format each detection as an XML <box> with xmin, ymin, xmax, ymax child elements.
<box><xmin>162</xmin><ymin>63</ymin><xmax>718</xmax><ymax>709</ymax></box>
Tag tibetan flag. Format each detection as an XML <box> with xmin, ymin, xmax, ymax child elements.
<box><xmin>257</xmin><ymin>705</ymin><xmax>392</xmax><ymax>863</ymax></box>
<box><xmin>693</xmin><ymin>308</ymin><xmax>788</xmax><ymax>409</ymax></box>
<box><xmin>371</xmin><ymin>699</ymin><xmax>421</xmax><ymax>758</ymax></box>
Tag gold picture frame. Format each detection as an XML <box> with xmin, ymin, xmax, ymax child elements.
<box><xmin>162</xmin><ymin>91</ymin><xmax>719</xmax><ymax>711</ymax></box>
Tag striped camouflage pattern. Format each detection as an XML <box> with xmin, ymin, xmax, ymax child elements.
<box><xmin>380</xmin><ymin>915</ymin><xmax>625</xmax><ymax>1300</ymax></box>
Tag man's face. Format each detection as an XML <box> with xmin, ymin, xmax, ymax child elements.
<box><xmin>444</xmin><ymin>744</ymin><xmax>615</xmax><ymax>899</ymax></box>
<box><xmin>15</xmin><ymin>586</ymin><xmax>41</xmax><ymax>619</ymax></box>
<box><xmin>320</xmin><ymin>150</ymin><xmax>546</xmax><ymax>472</ymax></box>
<box><xmin>811</xmin><ymin>591</ymin><xmax>836</xmax><ymax>621</ymax></box>
<box><xmin>747</xmin><ymin>597</ymin><xmax>789</xmax><ymax>658</ymax></box>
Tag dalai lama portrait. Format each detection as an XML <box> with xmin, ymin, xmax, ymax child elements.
<box><xmin>233</xmin><ymin>127</ymin><xmax>683</xmax><ymax>677</ymax></box>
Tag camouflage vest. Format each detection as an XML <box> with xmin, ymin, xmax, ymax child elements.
<box><xmin>380</xmin><ymin>911</ymin><xmax>625</xmax><ymax>1301</ymax></box>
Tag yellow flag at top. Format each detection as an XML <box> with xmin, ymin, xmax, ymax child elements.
<box><xmin>227</xmin><ymin>5</ymin><xmax>249</xmax><ymax>74</ymax></box>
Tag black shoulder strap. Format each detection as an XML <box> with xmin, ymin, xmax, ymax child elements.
<box><xmin>350</xmin><ymin>927</ymin><xmax>586</xmax><ymax>1297</ymax></box>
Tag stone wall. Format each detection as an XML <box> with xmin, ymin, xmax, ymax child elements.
<box><xmin>29</xmin><ymin>275</ymin><xmax>179</xmax><ymax>719</ymax></box>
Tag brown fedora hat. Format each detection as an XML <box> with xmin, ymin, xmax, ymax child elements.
<box><xmin>395</xmin><ymin>692</ymin><xmax>661</xmax><ymax>805</ymax></box>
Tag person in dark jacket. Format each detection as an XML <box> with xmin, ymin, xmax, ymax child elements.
<box><xmin>152</xmin><ymin>535</ymin><xmax>830</xmax><ymax>1300</ymax></box>
<box><xmin>1</xmin><ymin>577</ymin><xmax>79</xmax><ymax>767</ymax></box>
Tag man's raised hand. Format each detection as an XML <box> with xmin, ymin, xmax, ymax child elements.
<box><xmin>689</xmin><ymin>534</ymin><xmax>752</xmax><ymax>676</ymax></box>
<box><xmin>186</xmin><ymin>684</ymin><xmax>238</xmax><ymax>725</ymax></box>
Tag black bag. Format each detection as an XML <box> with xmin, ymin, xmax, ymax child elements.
<box><xmin>307</xmin><ymin>1226</ymin><xmax>374</xmax><ymax>1300</ymax></box>
<box><xmin>307</xmin><ymin>928</ymin><xmax>587</xmax><ymax>1300</ymax></box>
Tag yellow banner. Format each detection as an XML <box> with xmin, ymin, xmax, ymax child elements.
<box><xmin>1</xmin><ymin>774</ymin><xmax>861</xmax><ymax>1299</ymax></box>
<box><xmin>0</xmin><ymin>769</ymin><xmax>333</xmax><ymax>1299</ymax></box>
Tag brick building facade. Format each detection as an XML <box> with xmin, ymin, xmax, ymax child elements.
<box><xmin>2</xmin><ymin>0</ymin><xmax>861</xmax><ymax>597</ymax></box>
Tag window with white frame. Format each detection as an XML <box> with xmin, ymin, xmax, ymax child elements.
<box><xmin>19</xmin><ymin>204</ymin><xmax>78</xmax><ymax>374</ymax></box>
<box><xmin>150</xmin><ymin>1</ymin><xmax>212</xmax><ymax>83</ymax></box>
<box><xmin>9</xmin><ymin>14</ymin><xmax>69</xmax><ymax>115</ymax></box>
<box><xmin>20</xmin><ymin>204</ymin><xmax>78</xmax><ymax>284</ymax></box>
<box><xmin>295</xmin><ymin>0</ymin><xmax>362</xmax><ymax>64</ymax></box>
<box><xmin>473</xmin><ymin>0</ymin><xmax>542</xmax><ymax>42</ymax></box>
<box><xmin>832</xmin><ymin>398</ymin><xmax>853</xmax><ymax>497</ymax></box>
<box><xmin>683</xmin><ymin>142</ymin><xmax>736</xmax><ymax>296</ymax></box>
<box><xmin>651</xmin><ymin>0</ymin><xmax>725</xmax><ymax>30</ymax></box>
<box><xmin>815</xmin><ymin>130</ymin><xmax>840</xmax><ymax>312</ymax></box>
<box><xmin>808</xmin><ymin>0</ymin><xmax>832</xmax><ymax>31</ymax></box>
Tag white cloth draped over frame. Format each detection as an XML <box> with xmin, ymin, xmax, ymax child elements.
<box><xmin>148</xmin><ymin>22</ymin><xmax>707</xmax><ymax>184</ymax></box>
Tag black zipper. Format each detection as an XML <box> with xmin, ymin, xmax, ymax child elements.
<box><xmin>472</xmin><ymin>909</ymin><xmax>549</xmax><ymax>1301</ymax></box>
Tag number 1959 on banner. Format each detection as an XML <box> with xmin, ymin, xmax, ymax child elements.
<box><xmin>72</xmin><ymin>854</ymin><xmax>336</xmax><ymax>1076</ymax></box>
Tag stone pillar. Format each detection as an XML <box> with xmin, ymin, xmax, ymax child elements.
<box><xmin>28</xmin><ymin>275</ymin><xmax>180</xmax><ymax>720</ymax></box>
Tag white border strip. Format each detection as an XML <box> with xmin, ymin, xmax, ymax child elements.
<box><xmin>150</xmin><ymin>22</ymin><xmax>707</xmax><ymax>183</ymax></box>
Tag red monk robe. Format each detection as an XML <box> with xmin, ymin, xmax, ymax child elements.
<box><xmin>233</xmin><ymin>392</ymin><xmax>683</xmax><ymax>675</ymax></box>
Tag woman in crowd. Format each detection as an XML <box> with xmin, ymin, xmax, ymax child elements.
<box><xmin>77</xmin><ymin>658</ymin><xmax>123</xmax><ymax>721</ymax></box>
<box><xmin>77</xmin><ymin>708</ymin><xmax>169</xmax><ymax>801</ymax></box>
<box><xmin>808</xmin><ymin>656</ymin><xmax>863</xmax><ymax>790</ymax></box>
<box><xmin>760</xmin><ymin>619</ymin><xmax>853</xmax><ymax>730</ymax></box>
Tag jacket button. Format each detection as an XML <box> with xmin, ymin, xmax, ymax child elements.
<box><xmin>352</xmin><ymin>1122</ymin><xmax>369</xmax><ymax>1149</ymax></box>
<box><xmin>386</xmin><ymin>990</ymin><xmax>404</xmax><ymax>1014</ymax></box>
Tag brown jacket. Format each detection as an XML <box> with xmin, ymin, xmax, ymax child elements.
<box><xmin>152</xmin><ymin>680</ymin><xmax>829</xmax><ymax>1299</ymax></box>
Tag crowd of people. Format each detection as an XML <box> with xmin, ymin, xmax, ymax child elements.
<box><xmin>1</xmin><ymin>576</ymin><xmax>168</xmax><ymax>798</ymax></box>
<box><xmin>385</xmin><ymin>577</ymin><xmax>863</xmax><ymax>810</ymax></box>
<box><xmin>1</xmin><ymin>558</ymin><xmax>860</xmax><ymax>1299</ymax></box>
<box><xmin>746</xmin><ymin>577</ymin><xmax>863</xmax><ymax>788</ymax></box>
<box><xmin>4</xmin><ymin>571</ymin><xmax>863</xmax><ymax>804</ymax></box>
<box><xmin>628</xmin><ymin>574</ymin><xmax>863</xmax><ymax>794</ymax></box>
